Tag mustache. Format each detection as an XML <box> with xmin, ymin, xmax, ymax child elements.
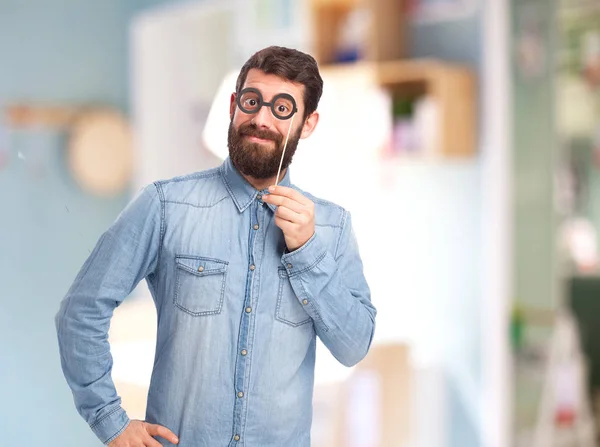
<box><xmin>238</xmin><ymin>123</ymin><xmax>281</xmax><ymax>143</ymax></box>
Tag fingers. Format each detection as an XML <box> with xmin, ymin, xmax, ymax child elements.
<box><xmin>145</xmin><ymin>423</ymin><xmax>179</xmax><ymax>444</ymax></box>
<box><xmin>274</xmin><ymin>215</ymin><xmax>295</xmax><ymax>233</ymax></box>
<box><xmin>266</xmin><ymin>185</ymin><xmax>312</xmax><ymax>207</ymax></box>
<box><xmin>275</xmin><ymin>205</ymin><xmax>303</xmax><ymax>223</ymax></box>
<box><xmin>107</xmin><ymin>420</ymin><xmax>178</xmax><ymax>447</ymax></box>
<box><xmin>144</xmin><ymin>436</ymin><xmax>163</xmax><ymax>447</ymax></box>
<box><xmin>263</xmin><ymin>193</ymin><xmax>306</xmax><ymax>213</ymax></box>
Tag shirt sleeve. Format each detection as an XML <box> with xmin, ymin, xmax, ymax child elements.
<box><xmin>55</xmin><ymin>183</ymin><xmax>164</xmax><ymax>444</ymax></box>
<box><xmin>281</xmin><ymin>210</ymin><xmax>376</xmax><ymax>367</ymax></box>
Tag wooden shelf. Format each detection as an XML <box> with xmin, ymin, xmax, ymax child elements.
<box><xmin>310</xmin><ymin>0</ymin><xmax>476</xmax><ymax>158</ymax></box>
<box><xmin>380</xmin><ymin>59</ymin><xmax>476</xmax><ymax>158</ymax></box>
<box><xmin>310</xmin><ymin>0</ymin><xmax>407</xmax><ymax>65</ymax></box>
<box><xmin>320</xmin><ymin>60</ymin><xmax>478</xmax><ymax>157</ymax></box>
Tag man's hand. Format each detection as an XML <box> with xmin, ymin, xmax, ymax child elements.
<box><xmin>263</xmin><ymin>185</ymin><xmax>315</xmax><ymax>251</ymax></box>
<box><xmin>108</xmin><ymin>420</ymin><xmax>179</xmax><ymax>447</ymax></box>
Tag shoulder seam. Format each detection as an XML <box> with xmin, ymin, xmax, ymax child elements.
<box><xmin>155</xmin><ymin>168</ymin><xmax>221</xmax><ymax>186</ymax></box>
<box><xmin>153</xmin><ymin>182</ymin><xmax>166</xmax><ymax>270</ymax></box>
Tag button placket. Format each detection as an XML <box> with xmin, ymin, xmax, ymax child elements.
<box><xmin>231</xmin><ymin>198</ymin><xmax>265</xmax><ymax>442</ymax></box>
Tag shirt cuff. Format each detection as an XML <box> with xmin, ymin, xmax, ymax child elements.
<box><xmin>281</xmin><ymin>232</ymin><xmax>327</xmax><ymax>277</ymax></box>
<box><xmin>90</xmin><ymin>406</ymin><xmax>130</xmax><ymax>445</ymax></box>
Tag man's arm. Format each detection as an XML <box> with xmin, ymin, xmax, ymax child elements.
<box><xmin>263</xmin><ymin>185</ymin><xmax>376</xmax><ymax>367</ymax></box>
<box><xmin>280</xmin><ymin>210</ymin><xmax>376</xmax><ymax>367</ymax></box>
<box><xmin>55</xmin><ymin>183</ymin><xmax>163</xmax><ymax>444</ymax></box>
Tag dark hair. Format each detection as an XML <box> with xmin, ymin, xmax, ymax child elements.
<box><xmin>235</xmin><ymin>46</ymin><xmax>324</xmax><ymax>120</ymax></box>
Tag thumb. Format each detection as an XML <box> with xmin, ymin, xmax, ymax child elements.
<box><xmin>145</xmin><ymin>422</ymin><xmax>179</xmax><ymax>444</ymax></box>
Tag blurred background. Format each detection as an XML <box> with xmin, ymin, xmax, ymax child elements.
<box><xmin>2</xmin><ymin>0</ymin><xmax>600</xmax><ymax>446</ymax></box>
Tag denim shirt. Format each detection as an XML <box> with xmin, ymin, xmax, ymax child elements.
<box><xmin>55</xmin><ymin>157</ymin><xmax>376</xmax><ymax>447</ymax></box>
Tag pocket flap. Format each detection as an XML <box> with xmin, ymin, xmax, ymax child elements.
<box><xmin>176</xmin><ymin>255</ymin><xmax>228</xmax><ymax>276</ymax></box>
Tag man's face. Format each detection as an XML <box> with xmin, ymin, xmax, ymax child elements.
<box><xmin>228</xmin><ymin>69</ymin><xmax>314</xmax><ymax>180</ymax></box>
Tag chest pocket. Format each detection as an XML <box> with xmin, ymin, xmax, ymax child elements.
<box><xmin>275</xmin><ymin>267</ymin><xmax>311</xmax><ymax>327</ymax></box>
<box><xmin>174</xmin><ymin>255</ymin><xmax>228</xmax><ymax>316</ymax></box>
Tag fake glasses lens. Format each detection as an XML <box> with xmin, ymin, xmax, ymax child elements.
<box><xmin>237</xmin><ymin>88</ymin><xmax>297</xmax><ymax>120</ymax></box>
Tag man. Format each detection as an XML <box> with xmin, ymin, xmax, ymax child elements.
<box><xmin>56</xmin><ymin>46</ymin><xmax>376</xmax><ymax>447</ymax></box>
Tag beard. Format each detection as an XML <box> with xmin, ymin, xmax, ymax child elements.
<box><xmin>228</xmin><ymin>120</ymin><xmax>302</xmax><ymax>180</ymax></box>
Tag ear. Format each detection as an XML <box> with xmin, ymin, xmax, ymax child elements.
<box><xmin>230</xmin><ymin>93</ymin><xmax>236</xmax><ymax>120</ymax></box>
<box><xmin>299</xmin><ymin>111</ymin><xmax>319</xmax><ymax>139</ymax></box>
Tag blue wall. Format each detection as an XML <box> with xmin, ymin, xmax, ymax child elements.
<box><xmin>0</xmin><ymin>1</ymin><xmax>186</xmax><ymax>445</ymax></box>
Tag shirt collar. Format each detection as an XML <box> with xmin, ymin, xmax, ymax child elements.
<box><xmin>220</xmin><ymin>157</ymin><xmax>291</xmax><ymax>212</ymax></box>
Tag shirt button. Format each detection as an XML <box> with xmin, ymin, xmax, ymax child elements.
<box><xmin>245</xmin><ymin>307</ymin><xmax>252</xmax><ymax>313</ymax></box>
<box><xmin>250</xmin><ymin>264</ymin><xmax>255</xmax><ymax>271</ymax></box>
<box><xmin>237</xmin><ymin>391</ymin><xmax>244</xmax><ymax>398</ymax></box>
<box><xmin>287</xmin><ymin>263</ymin><xmax>293</xmax><ymax>269</ymax></box>
<box><xmin>302</xmin><ymin>299</ymin><xmax>309</xmax><ymax>305</ymax></box>
<box><xmin>198</xmin><ymin>266</ymin><xmax>204</xmax><ymax>272</ymax></box>
<box><xmin>234</xmin><ymin>435</ymin><xmax>240</xmax><ymax>441</ymax></box>
<box><xmin>241</xmin><ymin>349</ymin><xmax>247</xmax><ymax>356</ymax></box>
<box><xmin>253</xmin><ymin>224</ymin><xmax>259</xmax><ymax>230</ymax></box>
<box><xmin>257</xmin><ymin>194</ymin><xmax>262</xmax><ymax>201</ymax></box>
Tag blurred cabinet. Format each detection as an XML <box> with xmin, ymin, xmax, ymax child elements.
<box><xmin>320</xmin><ymin>60</ymin><xmax>477</xmax><ymax>157</ymax></box>
<box><xmin>310</xmin><ymin>0</ymin><xmax>477</xmax><ymax>158</ymax></box>
<box><xmin>376</xmin><ymin>59</ymin><xmax>476</xmax><ymax>158</ymax></box>
<box><xmin>310</xmin><ymin>0</ymin><xmax>406</xmax><ymax>65</ymax></box>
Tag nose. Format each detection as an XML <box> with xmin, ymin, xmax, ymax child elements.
<box><xmin>251</xmin><ymin>104</ymin><xmax>274</xmax><ymax>129</ymax></box>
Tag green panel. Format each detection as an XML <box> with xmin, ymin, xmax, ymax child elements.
<box><xmin>511</xmin><ymin>0</ymin><xmax>560</xmax><ymax>440</ymax></box>
<box><xmin>512</xmin><ymin>0</ymin><xmax>559</xmax><ymax>311</ymax></box>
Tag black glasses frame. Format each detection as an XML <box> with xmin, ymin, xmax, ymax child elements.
<box><xmin>236</xmin><ymin>87</ymin><xmax>298</xmax><ymax>120</ymax></box>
